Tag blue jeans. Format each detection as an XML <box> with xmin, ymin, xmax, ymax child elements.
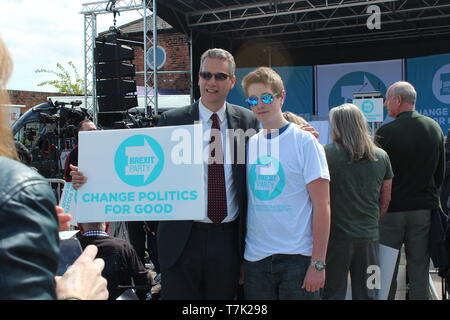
<box><xmin>244</xmin><ymin>254</ymin><xmax>320</xmax><ymax>300</ymax></box>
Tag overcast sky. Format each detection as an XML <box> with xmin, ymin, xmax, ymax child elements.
<box><xmin>0</xmin><ymin>0</ymin><xmax>143</xmax><ymax>92</ymax></box>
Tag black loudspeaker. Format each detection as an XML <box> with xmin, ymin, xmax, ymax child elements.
<box><xmin>94</xmin><ymin>38</ymin><xmax>137</xmax><ymax>113</ymax></box>
<box><xmin>95</xmin><ymin>62</ymin><xmax>135</xmax><ymax>79</ymax></box>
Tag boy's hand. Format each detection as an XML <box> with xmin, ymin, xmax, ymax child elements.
<box><xmin>301</xmin><ymin>266</ymin><xmax>325</xmax><ymax>292</ymax></box>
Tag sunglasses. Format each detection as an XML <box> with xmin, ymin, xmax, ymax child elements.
<box><xmin>245</xmin><ymin>93</ymin><xmax>279</xmax><ymax>107</ymax></box>
<box><xmin>199</xmin><ymin>71</ymin><xmax>230</xmax><ymax>81</ymax></box>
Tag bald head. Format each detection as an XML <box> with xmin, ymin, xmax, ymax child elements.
<box><xmin>385</xmin><ymin>81</ymin><xmax>416</xmax><ymax>118</ymax></box>
<box><xmin>388</xmin><ymin>81</ymin><xmax>416</xmax><ymax>106</ymax></box>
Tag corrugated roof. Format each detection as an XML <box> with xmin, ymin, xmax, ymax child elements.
<box><xmin>156</xmin><ymin>0</ymin><xmax>450</xmax><ymax>48</ymax></box>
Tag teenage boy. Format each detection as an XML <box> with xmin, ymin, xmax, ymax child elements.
<box><xmin>241</xmin><ymin>67</ymin><xmax>330</xmax><ymax>300</ymax></box>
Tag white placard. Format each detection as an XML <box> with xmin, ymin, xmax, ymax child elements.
<box><xmin>378</xmin><ymin>244</ymin><xmax>399</xmax><ymax>300</ymax></box>
<box><xmin>59</xmin><ymin>230</ymin><xmax>80</xmax><ymax>240</ymax></box>
<box><xmin>345</xmin><ymin>244</ymin><xmax>399</xmax><ymax>300</ymax></box>
<box><xmin>77</xmin><ymin>125</ymin><xmax>205</xmax><ymax>222</ymax></box>
<box><xmin>59</xmin><ymin>182</ymin><xmax>78</xmax><ymax>226</ymax></box>
<box><xmin>353</xmin><ymin>98</ymin><xmax>384</xmax><ymax>122</ymax></box>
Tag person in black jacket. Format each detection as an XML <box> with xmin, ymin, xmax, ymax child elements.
<box><xmin>0</xmin><ymin>37</ymin><xmax>108</xmax><ymax>300</ymax></box>
<box><xmin>440</xmin><ymin>129</ymin><xmax>450</xmax><ymax>215</ymax></box>
<box><xmin>78</xmin><ymin>222</ymin><xmax>153</xmax><ymax>300</ymax></box>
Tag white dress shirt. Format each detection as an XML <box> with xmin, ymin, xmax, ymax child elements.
<box><xmin>196</xmin><ymin>100</ymin><xmax>239</xmax><ymax>223</ymax></box>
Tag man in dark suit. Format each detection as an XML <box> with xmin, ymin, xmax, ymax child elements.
<box><xmin>70</xmin><ymin>48</ymin><xmax>259</xmax><ymax>299</ymax></box>
<box><xmin>156</xmin><ymin>48</ymin><xmax>259</xmax><ymax>299</ymax></box>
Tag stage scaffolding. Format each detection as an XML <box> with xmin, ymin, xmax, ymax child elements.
<box><xmin>80</xmin><ymin>0</ymin><xmax>193</xmax><ymax>124</ymax></box>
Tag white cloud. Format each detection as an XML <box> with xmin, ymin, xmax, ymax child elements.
<box><xmin>0</xmin><ymin>0</ymin><xmax>144</xmax><ymax>92</ymax></box>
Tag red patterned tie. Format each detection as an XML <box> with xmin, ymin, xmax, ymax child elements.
<box><xmin>207</xmin><ymin>113</ymin><xmax>227</xmax><ymax>224</ymax></box>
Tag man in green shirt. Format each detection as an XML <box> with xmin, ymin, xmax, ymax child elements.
<box><xmin>375</xmin><ymin>81</ymin><xmax>445</xmax><ymax>300</ymax></box>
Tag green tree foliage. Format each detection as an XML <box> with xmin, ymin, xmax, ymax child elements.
<box><xmin>35</xmin><ymin>61</ymin><xmax>85</xmax><ymax>94</ymax></box>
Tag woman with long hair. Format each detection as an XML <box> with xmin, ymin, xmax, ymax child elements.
<box><xmin>322</xmin><ymin>103</ymin><xmax>393</xmax><ymax>300</ymax></box>
<box><xmin>0</xmin><ymin>40</ymin><xmax>19</xmax><ymax>160</ymax></box>
<box><xmin>0</xmin><ymin>38</ymin><xmax>107</xmax><ymax>300</ymax></box>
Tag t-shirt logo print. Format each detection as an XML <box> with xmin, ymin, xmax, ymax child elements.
<box><xmin>249</xmin><ymin>155</ymin><xmax>285</xmax><ymax>201</ymax></box>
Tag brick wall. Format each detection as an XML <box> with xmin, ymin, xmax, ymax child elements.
<box><xmin>134</xmin><ymin>32</ymin><xmax>191</xmax><ymax>93</ymax></box>
<box><xmin>8</xmin><ymin>90</ymin><xmax>73</xmax><ymax>113</ymax></box>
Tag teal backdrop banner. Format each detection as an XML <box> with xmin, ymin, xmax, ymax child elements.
<box><xmin>315</xmin><ymin>59</ymin><xmax>403</xmax><ymax>120</ymax></box>
<box><xmin>407</xmin><ymin>53</ymin><xmax>450</xmax><ymax>134</ymax></box>
<box><xmin>227</xmin><ymin>66</ymin><xmax>314</xmax><ymax>119</ymax></box>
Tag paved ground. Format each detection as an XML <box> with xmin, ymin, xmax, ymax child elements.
<box><xmin>382</xmin><ymin>247</ymin><xmax>449</xmax><ymax>300</ymax></box>
<box><xmin>395</xmin><ymin>248</ymin><xmax>447</xmax><ymax>300</ymax></box>
<box><xmin>345</xmin><ymin>246</ymin><xmax>448</xmax><ymax>300</ymax></box>
<box><xmin>114</xmin><ymin>221</ymin><xmax>448</xmax><ymax>300</ymax></box>
<box><xmin>148</xmin><ymin>249</ymin><xmax>450</xmax><ymax>300</ymax></box>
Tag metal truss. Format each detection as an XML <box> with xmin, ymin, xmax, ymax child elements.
<box><xmin>159</xmin><ymin>0</ymin><xmax>450</xmax><ymax>48</ymax></box>
<box><xmin>81</xmin><ymin>0</ymin><xmax>144</xmax><ymax>14</ymax></box>
<box><xmin>83</xmin><ymin>14</ymin><xmax>97</xmax><ymax>123</ymax></box>
<box><xmin>81</xmin><ymin>0</ymin><xmax>159</xmax><ymax>123</ymax></box>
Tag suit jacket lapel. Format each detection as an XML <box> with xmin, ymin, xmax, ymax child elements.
<box><xmin>225</xmin><ymin>103</ymin><xmax>242</xmax><ymax>175</ymax></box>
<box><xmin>225</xmin><ymin>103</ymin><xmax>240</xmax><ymax>130</ymax></box>
<box><xmin>187</xmin><ymin>101</ymin><xmax>200</xmax><ymax>124</ymax></box>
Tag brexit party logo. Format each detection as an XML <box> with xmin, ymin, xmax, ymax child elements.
<box><xmin>362</xmin><ymin>100</ymin><xmax>375</xmax><ymax>113</ymax></box>
<box><xmin>249</xmin><ymin>155</ymin><xmax>285</xmax><ymax>201</ymax></box>
<box><xmin>114</xmin><ymin>135</ymin><xmax>164</xmax><ymax>187</ymax></box>
<box><xmin>329</xmin><ymin>71</ymin><xmax>386</xmax><ymax>109</ymax></box>
<box><xmin>432</xmin><ymin>64</ymin><xmax>450</xmax><ymax>105</ymax></box>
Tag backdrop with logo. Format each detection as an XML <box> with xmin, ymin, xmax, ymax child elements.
<box><xmin>315</xmin><ymin>59</ymin><xmax>403</xmax><ymax>119</ymax></box>
<box><xmin>407</xmin><ymin>53</ymin><xmax>450</xmax><ymax>134</ymax></box>
<box><xmin>227</xmin><ymin>66</ymin><xmax>314</xmax><ymax>119</ymax></box>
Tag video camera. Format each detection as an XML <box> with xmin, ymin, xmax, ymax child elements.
<box><xmin>112</xmin><ymin>114</ymin><xmax>158</xmax><ymax>130</ymax></box>
<box><xmin>39</xmin><ymin>112</ymin><xmax>60</xmax><ymax>124</ymax></box>
<box><xmin>24</xmin><ymin>127</ymin><xmax>37</xmax><ymax>142</ymax></box>
<box><xmin>54</xmin><ymin>100</ymin><xmax>86</xmax><ymax>126</ymax></box>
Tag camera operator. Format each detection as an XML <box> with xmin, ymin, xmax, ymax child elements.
<box><xmin>63</xmin><ymin>119</ymin><xmax>97</xmax><ymax>181</ymax></box>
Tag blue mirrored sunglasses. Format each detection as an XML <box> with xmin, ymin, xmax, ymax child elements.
<box><xmin>245</xmin><ymin>93</ymin><xmax>279</xmax><ymax>107</ymax></box>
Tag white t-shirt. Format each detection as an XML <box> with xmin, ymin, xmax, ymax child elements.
<box><xmin>245</xmin><ymin>124</ymin><xmax>330</xmax><ymax>262</ymax></box>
